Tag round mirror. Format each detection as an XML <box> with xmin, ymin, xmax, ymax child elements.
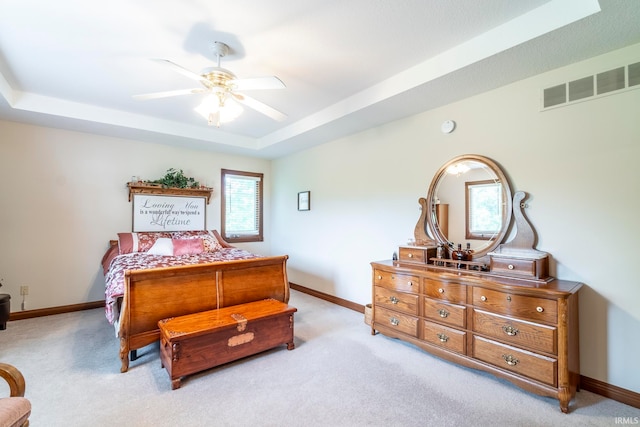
<box><xmin>426</xmin><ymin>154</ymin><xmax>512</xmax><ymax>259</ymax></box>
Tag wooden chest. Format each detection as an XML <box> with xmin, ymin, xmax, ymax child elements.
<box><xmin>158</xmin><ymin>299</ymin><xmax>297</xmax><ymax>389</ymax></box>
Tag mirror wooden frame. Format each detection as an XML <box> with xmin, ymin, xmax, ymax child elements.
<box><xmin>425</xmin><ymin>154</ymin><xmax>513</xmax><ymax>260</ymax></box>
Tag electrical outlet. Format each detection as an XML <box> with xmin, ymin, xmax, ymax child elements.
<box><xmin>20</xmin><ymin>286</ymin><xmax>29</xmax><ymax>296</ymax></box>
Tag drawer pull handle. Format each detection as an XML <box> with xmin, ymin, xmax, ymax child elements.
<box><xmin>506</xmin><ymin>296</ymin><xmax>512</xmax><ymax>302</ymax></box>
<box><xmin>438</xmin><ymin>309</ymin><xmax>449</xmax><ymax>318</ymax></box>
<box><xmin>438</xmin><ymin>288</ymin><xmax>444</xmax><ymax>294</ymax></box>
<box><xmin>502</xmin><ymin>354</ymin><xmax>519</xmax><ymax>366</ymax></box>
<box><xmin>377</xmin><ymin>275</ymin><xmax>382</xmax><ymax>280</ymax></box>
<box><xmin>408</xmin><ymin>253</ymin><xmax>413</xmax><ymax>258</ymax></box>
<box><xmin>390</xmin><ymin>317</ymin><xmax>400</xmax><ymax>326</ymax></box>
<box><xmin>502</xmin><ymin>325</ymin><xmax>519</xmax><ymax>336</ymax></box>
<box><xmin>408</xmin><ymin>281</ymin><xmax>413</xmax><ymax>286</ymax></box>
<box><xmin>437</xmin><ymin>333</ymin><xmax>449</xmax><ymax>343</ymax></box>
<box><xmin>389</xmin><ymin>296</ymin><xmax>399</xmax><ymax>304</ymax></box>
<box><xmin>536</xmin><ymin>306</ymin><xmax>544</xmax><ymax>313</ymax></box>
<box><xmin>508</xmin><ymin>264</ymin><xmax>514</xmax><ymax>270</ymax></box>
<box><xmin>480</xmin><ymin>295</ymin><xmax>487</xmax><ymax>302</ymax></box>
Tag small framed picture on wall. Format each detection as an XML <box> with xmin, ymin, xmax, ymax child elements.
<box><xmin>298</xmin><ymin>191</ymin><xmax>310</xmax><ymax>211</ymax></box>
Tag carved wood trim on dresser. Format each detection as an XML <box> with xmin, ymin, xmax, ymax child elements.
<box><xmin>370</xmin><ymin>260</ymin><xmax>582</xmax><ymax>413</ymax></box>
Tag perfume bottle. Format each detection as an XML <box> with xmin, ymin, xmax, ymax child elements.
<box><xmin>464</xmin><ymin>243</ymin><xmax>473</xmax><ymax>261</ymax></box>
<box><xmin>450</xmin><ymin>244</ymin><xmax>462</xmax><ymax>259</ymax></box>
<box><xmin>436</xmin><ymin>244</ymin><xmax>444</xmax><ymax>266</ymax></box>
<box><xmin>452</xmin><ymin>244</ymin><xmax>465</xmax><ymax>268</ymax></box>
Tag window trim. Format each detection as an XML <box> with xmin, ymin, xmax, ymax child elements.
<box><xmin>465</xmin><ymin>179</ymin><xmax>503</xmax><ymax>241</ymax></box>
<box><xmin>221</xmin><ymin>169</ymin><xmax>264</xmax><ymax>243</ymax></box>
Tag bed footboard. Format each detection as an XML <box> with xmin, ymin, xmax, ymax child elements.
<box><xmin>118</xmin><ymin>255</ymin><xmax>289</xmax><ymax>373</ymax></box>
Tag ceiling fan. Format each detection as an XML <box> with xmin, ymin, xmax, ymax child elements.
<box><xmin>133</xmin><ymin>41</ymin><xmax>286</xmax><ymax>127</ymax></box>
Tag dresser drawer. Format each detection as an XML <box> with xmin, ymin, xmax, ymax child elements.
<box><xmin>374</xmin><ymin>286</ymin><xmax>419</xmax><ymax>315</ymax></box>
<box><xmin>423</xmin><ymin>320</ymin><xmax>466</xmax><ymax>354</ymax></box>
<box><xmin>472</xmin><ymin>287</ymin><xmax>557</xmax><ymax>324</ymax></box>
<box><xmin>423</xmin><ymin>298</ymin><xmax>466</xmax><ymax>328</ymax></box>
<box><xmin>399</xmin><ymin>246</ymin><xmax>435</xmax><ymax>264</ymax></box>
<box><xmin>374</xmin><ymin>306</ymin><xmax>419</xmax><ymax>337</ymax></box>
<box><xmin>472</xmin><ymin>336</ymin><xmax>557</xmax><ymax>386</ymax></box>
<box><xmin>424</xmin><ymin>278</ymin><xmax>466</xmax><ymax>304</ymax></box>
<box><xmin>374</xmin><ymin>269</ymin><xmax>419</xmax><ymax>293</ymax></box>
<box><xmin>490</xmin><ymin>255</ymin><xmax>549</xmax><ymax>280</ymax></box>
<box><xmin>472</xmin><ymin>309</ymin><xmax>557</xmax><ymax>354</ymax></box>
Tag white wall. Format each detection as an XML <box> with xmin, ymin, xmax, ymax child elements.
<box><xmin>271</xmin><ymin>43</ymin><xmax>640</xmax><ymax>393</ymax></box>
<box><xmin>0</xmin><ymin>123</ymin><xmax>272</xmax><ymax>309</ymax></box>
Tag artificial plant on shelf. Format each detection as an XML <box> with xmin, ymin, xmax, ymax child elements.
<box><xmin>146</xmin><ymin>168</ymin><xmax>200</xmax><ymax>189</ymax></box>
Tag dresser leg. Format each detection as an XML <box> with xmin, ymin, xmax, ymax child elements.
<box><xmin>558</xmin><ymin>387</ymin><xmax>571</xmax><ymax>413</ymax></box>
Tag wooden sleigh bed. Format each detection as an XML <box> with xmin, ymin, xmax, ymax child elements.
<box><xmin>102</xmin><ymin>230</ymin><xmax>289</xmax><ymax>373</ymax></box>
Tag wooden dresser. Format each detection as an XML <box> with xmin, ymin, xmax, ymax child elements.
<box><xmin>371</xmin><ymin>259</ymin><xmax>582</xmax><ymax>413</ymax></box>
<box><xmin>382</xmin><ymin>154</ymin><xmax>585</xmax><ymax>412</ymax></box>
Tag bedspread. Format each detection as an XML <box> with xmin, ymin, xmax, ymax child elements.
<box><xmin>104</xmin><ymin>249</ymin><xmax>259</xmax><ymax>324</ymax></box>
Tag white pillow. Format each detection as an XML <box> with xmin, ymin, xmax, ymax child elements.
<box><xmin>146</xmin><ymin>237</ymin><xmax>174</xmax><ymax>256</ymax></box>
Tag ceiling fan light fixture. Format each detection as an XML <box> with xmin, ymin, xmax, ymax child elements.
<box><xmin>446</xmin><ymin>163</ymin><xmax>470</xmax><ymax>176</ymax></box>
<box><xmin>136</xmin><ymin>41</ymin><xmax>285</xmax><ymax>124</ymax></box>
<box><xmin>194</xmin><ymin>94</ymin><xmax>243</xmax><ymax>127</ymax></box>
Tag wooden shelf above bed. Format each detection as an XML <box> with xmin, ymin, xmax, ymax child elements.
<box><xmin>127</xmin><ymin>183</ymin><xmax>213</xmax><ymax>204</ymax></box>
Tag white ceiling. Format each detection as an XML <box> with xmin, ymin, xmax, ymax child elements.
<box><xmin>1</xmin><ymin>0</ymin><xmax>639</xmax><ymax>159</ymax></box>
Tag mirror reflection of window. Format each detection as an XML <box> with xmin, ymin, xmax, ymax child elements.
<box><xmin>466</xmin><ymin>180</ymin><xmax>502</xmax><ymax>240</ymax></box>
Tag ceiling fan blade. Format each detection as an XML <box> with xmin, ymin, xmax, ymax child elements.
<box><xmin>232</xmin><ymin>93</ymin><xmax>287</xmax><ymax>121</ymax></box>
<box><xmin>151</xmin><ymin>59</ymin><xmax>208</xmax><ymax>84</ymax></box>
<box><xmin>133</xmin><ymin>88</ymin><xmax>207</xmax><ymax>100</ymax></box>
<box><xmin>230</xmin><ymin>76</ymin><xmax>285</xmax><ymax>91</ymax></box>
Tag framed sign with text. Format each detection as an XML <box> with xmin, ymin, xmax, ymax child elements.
<box><xmin>298</xmin><ymin>191</ymin><xmax>310</xmax><ymax>211</ymax></box>
<box><xmin>133</xmin><ymin>194</ymin><xmax>206</xmax><ymax>232</ymax></box>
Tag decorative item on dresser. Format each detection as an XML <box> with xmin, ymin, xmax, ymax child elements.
<box><xmin>370</xmin><ymin>154</ymin><xmax>583</xmax><ymax>413</ymax></box>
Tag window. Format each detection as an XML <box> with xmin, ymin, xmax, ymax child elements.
<box><xmin>465</xmin><ymin>180</ymin><xmax>502</xmax><ymax>240</ymax></box>
<box><xmin>221</xmin><ymin>169</ymin><xmax>263</xmax><ymax>243</ymax></box>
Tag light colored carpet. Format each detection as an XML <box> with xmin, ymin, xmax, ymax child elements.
<box><xmin>1</xmin><ymin>290</ymin><xmax>638</xmax><ymax>426</ymax></box>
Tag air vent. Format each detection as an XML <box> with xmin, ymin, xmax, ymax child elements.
<box><xmin>629</xmin><ymin>61</ymin><xmax>640</xmax><ymax>87</ymax></box>
<box><xmin>569</xmin><ymin>76</ymin><xmax>594</xmax><ymax>101</ymax></box>
<box><xmin>543</xmin><ymin>84</ymin><xmax>566</xmax><ymax>108</ymax></box>
<box><xmin>597</xmin><ymin>67</ymin><xmax>625</xmax><ymax>95</ymax></box>
<box><xmin>542</xmin><ymin>61</ymin><xmax>640</xmax><ymax>110</ymax></box>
